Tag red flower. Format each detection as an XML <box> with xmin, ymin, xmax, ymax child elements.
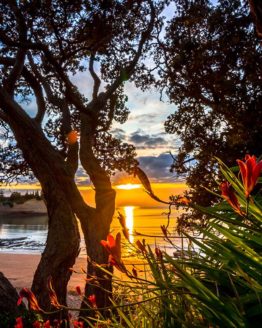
<box><xmin>73</xmin><ymin>321</ymin><xmax>84</xmax><ymax>328</ymax></box>
<box><xmin>132</xmin><ymin>267</ymin><xmax>138</xmax><ymax>278</ymax></box>
<box><xmin>220</xmin><ymin>181</ymin><xmax>243</xmax><ymax>215</ymax></box>
<box><xmin>118</xmin><ymin>212</ymin><xmax>130</xmax><ymax>241</ymax></box>
<box><xmin>47</xmin><ymin>277</ymin><xmax>62</xmax><ymax>309</ymax></box>
<box><xmin>101</xmin><ymin>233</ymin><xmax>126</xmax><ymax>272</ymax></box>
<box><xmin>32</xmin><ymin>321</ymin><xmax>41</xmax><ymax>328</ymax></box>
<box><xmin>17</xmin><ymin>288</ymin><xmax>42</xmax><ymax>312</ymax></box>
<box><xmin>155</xmin><ymin>247</ymin><xmax>163</xmax><ymax>260</ymax></box>
<box><xmin>88</xmin><ymin>294</ymin><xmax>97</xmax><ymax>308</ymax></box>
<box><xmin>237</xmin><ymin>155</ymin><xmax>262</xmax><ymax>198</ymax></box>
<box><xmin>136</xmin><ymin>239</ymin><xmax>147</xmax><ymax>254</ymax></box>
<box><xmin>15</xmin><ymin>317</ymin><xmax>23</xmax><ymax>328</ymax></box>
<box><xmin>43</xmin><ymin>321</ymin><xmax>51</xmax><ymax>328</ymax></box>
<box><xmin>161</xmin><ymin>225</ymin><xmax>168</xmax><ymax>237</ymax></box>
<box><xmin>76</xmin><ymin>285</ymin><xmax>82</xmax><ymax>296</ymax></box>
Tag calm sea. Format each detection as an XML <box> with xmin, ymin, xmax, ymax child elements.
<box><xmin>0</xmin><ymin>206</ymin><xmax>185</xmax><ymax>257</ymax></box>
<box><xmin>0</xmin><ymin>184</ymin><xmax>187</xmax><ymax>257</ymax></box>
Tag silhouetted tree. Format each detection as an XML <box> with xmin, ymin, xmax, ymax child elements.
<box><xmin>0</xmin><ymin>0</ymin><xmax>166</xmax><ymax>318</ymax></box>
<box><xmin>156</xmin><ymin>0</ymin><xmax>262</xmax><ymax>226</ymax></box>
<box><xmin>249</xmin><ymin>0</ymin><xmax>262</xmax><ymax>38</ymax></box>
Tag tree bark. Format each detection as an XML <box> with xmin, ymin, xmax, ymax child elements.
<box><xmin>1</xmin><ymin>90</ymin><xmax>117</xmax><ymax>320</ymax></box>
<box><xmin>78</xmin><ymin>188</ymin><xmax>115</xmax><ymax>318</ymax></box>
<box><xmin>0</xmin><ymin>272</ymin><xmax>24</xmax><ymax>316</ymax></box>
<box><xmin>0</xmin><ymin>100</ymin><xmax>82</xmax><ymax>317</ymax></box>
<box><xmin>78</xmin><ymin>114</ymin><xmax>116</xmax><ymax>317</ymax></box>
<box><xmin>31</xmin><ymin>183</ymin><xmax>80</xmax><ymax>315</ymax></box>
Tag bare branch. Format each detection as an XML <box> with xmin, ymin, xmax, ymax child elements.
<box><xmin>89</xmin><ymin>53</ymin><xmax>101</xmax><ymax>99</ymax></box>
<box><xmin>28</xmin><ymin>54</ymin><xmax>73</xmax><ymax>133</ymax></box>
<box><xmin>0</xmin><ymin>109</ymin><xmax>9</xmax><ymax>123</ymax></box>
<box><xmin>104</xmin><ymin>0</ymin><xmax>156</xmax><ymax>99</ymax></box>
<box><xmin>0</xmin><ymin>56</ymin><xmax>46</xmax><ymax>124</ymax></box>
<box><xmin>2</xmin><ymin>2</ymin><xmax>27</xmax><ymax>96</ymax></box>
<box><xmin>0</xmin><ymin>34</ymin><xmax>91</xmax><ymax>116</ymax></box>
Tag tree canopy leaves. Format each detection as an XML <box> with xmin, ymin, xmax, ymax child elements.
<box><xmin>156</xmin><ymin>0</ymin><xmax>262</xmax><ymax>223</ymax></box>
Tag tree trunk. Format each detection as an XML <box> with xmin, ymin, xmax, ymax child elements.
<box><xmin>79</xmin><ymin>186</ymin><xmax>115</xmax><ymax>319</ymax></box>
<box><xmin>32</xmin><ymin>183</ymin><xmax>80</xmax><ymax>317</ymax></box>
<box><xmin>0</xmin><ymin>272</ymin><xmax>24</xmax><ymax>316</ymax></box>
<box><xmin>78</xmin><ymin>114</ymin><xmax>117</xmax><ymax>318</ymax></box>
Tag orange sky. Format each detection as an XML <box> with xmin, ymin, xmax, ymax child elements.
<box><xmin>0</xmin><ymin>182</ymin><xmax>187</xmax><ymax>208</ymax></box>
<box><xmin>82</xmin><ymin>183</ymin><xmax>187</xmax><ymax>208</ymax></box>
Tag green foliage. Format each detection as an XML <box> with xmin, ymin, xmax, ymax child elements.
<box><xmin>0</xmin><ymin>310</ymin><xmax>37</xmax><ymax>328</ymax></box>
<box><xmin>10</xmin><ymin>157</ymin><xmax>262</xmax><ymax>327</ymax></box>
<box><xmin>89</xmin><ymin>157</ymin><xmax>262</xmax><ymax>327</ymax></box>
<box><xmin>157</xmin><ymin>0</ymin><xmax>262</xmax><ymax>224</ymax></box>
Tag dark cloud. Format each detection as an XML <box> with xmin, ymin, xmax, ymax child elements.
<box><xmin>129</xmin><ymin>130</ymin><xmax>167</xmax><ymax>147</ymax></box>
<box><xmin>111</xmin><ymin>128</ymin><xmax>126</xmax><ymax>140</ymax></box>
<box><xmin>146</xmin><ymin>137</ymin><xmax>166</xmax><ymax>146</ymax></box>
<box><xmin>137</xmin><ymin>153</ymin><xmax>174</xmax><ymax>181</ymax></box>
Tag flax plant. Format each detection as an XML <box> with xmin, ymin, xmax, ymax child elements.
<box><xmin>14</xmin><ymin>156</ymin><xmax>262</xmax><ymax>328</ymax></box>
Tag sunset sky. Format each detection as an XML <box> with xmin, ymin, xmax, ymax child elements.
<box><xmin>0</xmin><ymin>4</ymin><xmax>181</xmax><ymax>188</ymax></box>
<box><xmin>22</xmin><ymin>80</ymin><xmax>180</xmax><ymax>187</ymax></box>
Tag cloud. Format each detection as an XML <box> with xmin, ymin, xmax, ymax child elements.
<box><xmin>137</xmin><ymin>153</ymin><xmax>174</xmax><ymax>182</ymax></box>
<box><xmin>111</xmin><ymin>128</ymin><xmax>126</xmax><ymax>140</ymax></box>
<box><xmin>128</xmin><ymin>113</ymin><xmax>158</xmax><ymax>124</ymax></box>
<box><xmin>129</xmin><ymin>130</ymin><xmax>167</xmax><ymax>148</ymax></box>
<box><xmin>75</xmin><ymin>166</ymin><xmax>90</xmax><ymax>186</ymax></box>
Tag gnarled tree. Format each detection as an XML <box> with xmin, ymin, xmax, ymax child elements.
<box><xmin>0</xmin><ymin>0</ymin><xmax>165</xmax><ymax>317</ymax></box>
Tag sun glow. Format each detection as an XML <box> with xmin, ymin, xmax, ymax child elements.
<box><xmin>115</xmin><ymin>183</ymin><xmax>141</xmax><ymax>190</ymax></box>
<box><xmin>124</xmin><ymin>206</ymin><xmax>134</xmax><ymax>243</ymax></box>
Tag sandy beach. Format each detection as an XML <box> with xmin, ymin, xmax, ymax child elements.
<box><xmin>0</xmin><ymin>199</ymin><xmax>47</xmax><ymax>218</ymax></box>
<box><xmin>0</xmin><ymin>253</ymin><xmax>88</xmax><ymax>310</ymax></box>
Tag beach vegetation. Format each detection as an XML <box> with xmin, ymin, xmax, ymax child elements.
<box><xmin>12</xmin><ymin>155</ymin><xmax>262</xmax><ymax>327</ymax></box>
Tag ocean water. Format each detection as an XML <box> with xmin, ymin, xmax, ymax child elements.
<box><xmin>0</xmin><ymin>206</ymin><xmax>184</xmax><ymax>257</ymax></box>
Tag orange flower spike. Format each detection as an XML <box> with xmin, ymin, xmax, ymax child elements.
<box><xmin>17</xmin><ymin>288</ymin><xmax>42</xmax><ymax>312</ymax></box>
<box><xmin>237</xmin><ymin>155</ymin><xmax>262</xmax><ymax>198</ymax></box>
<box><xmin>66</xmin><ymin>130</ymin><xmax>78</xmax><ymax>145</ymax></box>
<box><xmin>44</xmin><ymin>321</ymin><xmax>51</xmax><ymax>328</ymax></box>
<box><xmin>108</xmin><ymin>254</ymin><xmax>127</xmax><ymax>273</ymax></box>
<box><xmin>15</xmin><ymin>317</ymin><xmax>23</xmax><ymax>328</ymax></box>
<box><xmin>155</xmin><ymin>247</ymin><xmax>163</xmax><ymax>260</ymax></box>
<box><xmin>88</xmin><ymin>294</ymin><xmax>97</xmax><ymax>308</ymax></box>
<box><xmin>132</xmin><ymin>267</ymin><xmax>138</xmax><ymax>278</ymax></box>
<box><xmin>101</xmin><ymin>233</ymin><xmax>121</xmax><ymax>261</ymax></box>
<box><xmin>76</xmin><ymin>286</ymin><xmax>82</xmax><ymax>296</ymax></box>
<box><xmin>122</xmin><ymin>227</ymin><xmax>130</xmax><ymax>241</ymax></box>
<box><xmin>161</xmin><ymin>225</ymin><xmax>168</xmax><ymax>237</ymax></box>
<box><xmin>101</xmin><ymin>233</ymin><xmax>126</xmax><ymax>272</ymax></box>
<box><xmin>220</xmin><ymin>182</ymin><xmax>243</xmax><ymax>215</ymax></box>
<box><xmin>136</xmin><ymin>239</ymin><xmax>147</xmax><ymax>254</ymax></box>
<box><xmin>118</xmin><ymin>212</ymin><xmax>126</xmax><ymax>229</ymax></box>
<box><xmin>118</xmin><ymin>212</ymin><xmax>130</xmax><ymax>241</ymax></box>
<box><xmin>47</xmin><ymin>277</ymin><xmax>62</xmax><ymax>309</ymax></box>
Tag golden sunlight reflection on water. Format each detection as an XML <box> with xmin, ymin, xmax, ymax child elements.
<box><xmin>124</xmin><ymin>206</ymin><xmax>134</xmax><ymax>243</ymax></box>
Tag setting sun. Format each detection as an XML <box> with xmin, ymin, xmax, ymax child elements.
<box><xmin>115</xmin><ymin>183</ymin><xmax>142</xmax><ymax>190</ymax></box>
